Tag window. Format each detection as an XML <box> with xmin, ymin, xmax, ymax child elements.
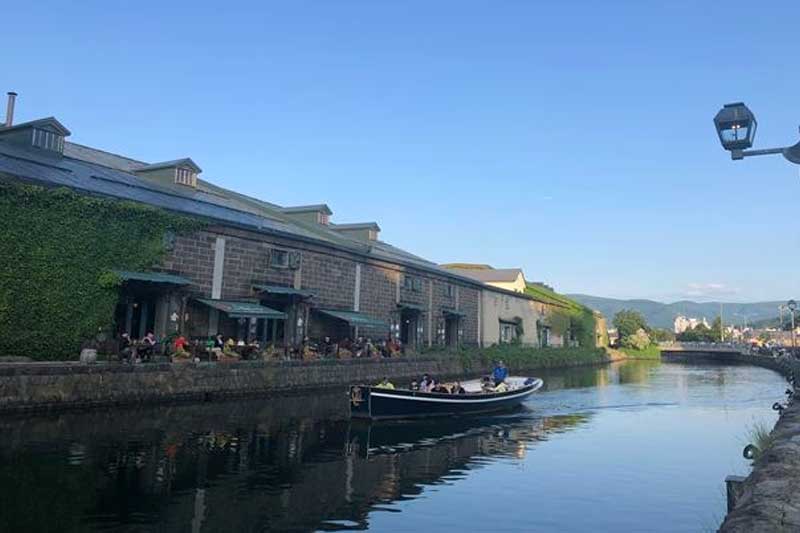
<box><xmin>402</xmin><ymin>275</ymin><xmax>414</xmax><ymax>290</ymax></box>
<box><xmin>500</xmin><ymin>322</ymin><xmax>517</xmax><ymax>344</ymax></box>
<box><xmin>175</xmin><ymin>166</ymin><xmax>196</xmax><ymax>186</ymax></box>
<box><xmin>445</xmin><ymin>284</ymin><xmax>455</xmax><ymax>298</ymax></box>
<box><xmin>31</xmin><ymin>128</ymin><xmax>64</xmax><ymax>153</ymax></box>
<box><xmin>270</xmin><ymin>249</ymin><xmax>289</xmax><ymax>268</ymax></box>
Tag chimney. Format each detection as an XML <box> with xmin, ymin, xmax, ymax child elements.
<box><xmin>4</xmin><ymin>92</ymin><xmax>17</xmax><ymax>127</ymax></box>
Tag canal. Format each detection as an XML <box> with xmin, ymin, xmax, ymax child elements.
<box><xmin>0</xmin><ymin>360</ymin><xmax>785</xmax><ymax>532</ymax></box>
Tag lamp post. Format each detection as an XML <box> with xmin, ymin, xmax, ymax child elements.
<box><xmin>713</xmin><ymin>102</ymin><xmax>800</xmax><ymax>164</ymax></box>
<box><xmin>788</xmin><ymin>300</ymin><xmax>797</xmax><ymax>354</ymax></box>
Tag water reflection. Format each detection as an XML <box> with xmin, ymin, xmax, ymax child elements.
<box><xmin>0</xmin><ymin>360</ymin><xmax>786</xmax><ymax>533</ymax></box>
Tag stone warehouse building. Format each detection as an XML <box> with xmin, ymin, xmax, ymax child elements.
<box><xmin>1</xmin><ymin>95</ymin><xmax>558</xmax><ymax>352</ymax></box>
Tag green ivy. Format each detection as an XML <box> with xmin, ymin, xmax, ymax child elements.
<box><xmin>526</xmin><ymin>284</ymin><xmax>599</xmax><ymax>347</ymax></box>
<box><xmin>0</xmin><ymin>183</ymin><xmax>199</xmax><ymax>360</ymax></box>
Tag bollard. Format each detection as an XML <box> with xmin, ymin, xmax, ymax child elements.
<box><xmin>725</xmin><ymin>475</ymin><xmax>747</xmax><ymax>513</ymax></box>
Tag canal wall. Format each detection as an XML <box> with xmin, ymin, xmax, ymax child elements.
<box><xmin>0</xmin><ymin>357</ymin><xmax>467</xmax><ymax>413</ymax></box>
<box><xmin>0</xmin><ymin>348</ymin><xmax>618</xmax><ymax>413</ymax></box>
<box><xmin>663</xmin><ymin>349</ymin><xmax>800</xmax><ymax>532</ymax></box>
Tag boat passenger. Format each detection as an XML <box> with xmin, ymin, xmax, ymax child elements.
<box><xmin>376</xmin><ymin>377</ymin><xmax>395</xmax><ymax>390</ymax></box>
<box><xmin>481</xmin><ymin>376</ymin><xmax>495</xmax><ymax>392</ymax></box>
<box><xmin>432</xmin><ymin>382</ymin><xmax>449</xmax><ymax>393</ymax></box>
<box><xmin>493</xmin><ymin>381</ymin><xmax>508</xmax><ymax>393</ymax></box>
<box><xmin>493</xmin><ymin>360</ymin><xmax>508</xmax><ymax>385</ymax></box>
<box><xmin>410</xmin><ymin>381</ymin><xmax>419</xmax><ymax>391</ymax></box>
<box><xmin>452</xmin><ymin>381</ymin><xmax>466</xmax><ymax>394</ymax></box>
<box><xmin>419</xmin><ymin>374</ymin><xmax>432</xmax><ymax>391</ymax></box>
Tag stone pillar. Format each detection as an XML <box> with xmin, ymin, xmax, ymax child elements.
<box><xmin>354</xmin><ymin>263</ymin><xmax>362</xmax><ymax>312</ymax></box>
<box><xmin>211</xmin><ymin>236</ymin><xmax>226</xmax><ymax>300</ymax></box>
<box><xmin>427</xmin><ymin>280</ymin><xmax>433</xmax><ymax>347</ymax></box>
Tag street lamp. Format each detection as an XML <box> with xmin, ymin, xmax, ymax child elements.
<box><xmin>713</xmin><ymin>102</ymin><xmax>800</xmax><ymax>164</ymax></box>
<box><xmin>788</xmin><ymin>299</ymin><xmax>797</xmax><ymax>353</ymax></box>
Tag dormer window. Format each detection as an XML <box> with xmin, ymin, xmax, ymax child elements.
<box><xmin>0</xmin><ymin>117</ymin><xmax>71</xmax><ymax>157</ymax></box>
<box><xmin>331</xmin><ymin>222</ymin><xmax>381</xmax><ymax>242</ymax></box>
<box><xmin>32</xmin><ymin>128</ymin><xmax>65</xmax><ymax>153</ymax></box>
<box><xmin>134</xmin><ymin>158</ymin><xmax>202</xmax><ymax>189</ymax></box>
<box><xmin>280</xmin><ymin>204</ymin><xmax>334</xmax><ymax>226</ymax></box>
<box><xmin>175</xmin><ymin>166</ymin><xmax>196</xmax><ymax>187</ymax></box>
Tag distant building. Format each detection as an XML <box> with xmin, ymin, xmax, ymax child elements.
<box><xmin>441</xmin><ymin>265</ymin><xmax>527</xmax><ymax>293</ymax></box>
<box><xmin>674</xmin><ymin>315</ymin><xmax>710</xmax><ymax>334</ymax></box>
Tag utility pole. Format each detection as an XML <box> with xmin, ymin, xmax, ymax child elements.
<box><xmin>719</xmin><ymin>302</ymin><xmax>724</xmax><ymax>343</ymax></box>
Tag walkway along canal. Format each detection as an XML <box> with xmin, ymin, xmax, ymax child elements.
<box><xmin>0</xmin><ymin>359</ymin><xmax>785</xmax><ymax>532</ymax></box>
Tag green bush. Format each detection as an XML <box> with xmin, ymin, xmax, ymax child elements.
<box><xmin>0</xmin><ymin>183</ymin><xmax>198</xmax><ymax>359</ymax></box>
<box><xmin>444</xmin><ymin>344</ymin><xmax>610</xmax><ymax>372</ymax></box>
<box><xmin>617</xmin><ymin>344</ymin><xmax>661</xmax><ymax>360</ymax></box>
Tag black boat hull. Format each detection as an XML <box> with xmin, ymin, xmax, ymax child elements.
<box><xmin>350</xmin><ymin>380</ymin><xmax>542</xmax><ymax>420</ymax></box>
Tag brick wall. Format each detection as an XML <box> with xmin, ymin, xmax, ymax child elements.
<box><xmin>157</xmin><ymin>225</ymin><xmax>483</xmax><ymax>348</ymax></box>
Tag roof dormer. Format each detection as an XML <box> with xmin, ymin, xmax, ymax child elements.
<box><xmin>280</xmin><ymin>204</ymin><xmax>333</xmax><ymax>225</ymax></box>
<box><xmin>135</xmin><ymin>158</ymin><xmax>201</xmax><ymax>188</ymax></box>
<box><xmin>331</xmin><ymin>222</ymin><xmax>381</xmax><ymax>241</ymax></box>
<box><xmin>0</xmin><ymin>117</ymin><xmax>71</xmax><ymax>156</ymax></box>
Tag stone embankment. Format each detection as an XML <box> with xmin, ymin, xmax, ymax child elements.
<box><xmin>0</xmin><ymin>348</ymin><xmax>619</xmax><ymax>414</ymax></box>
<box><xmin>662</xmin><ymin>349</ymin><xmax>800</xmax><ymax>532</ymax></box>
<box><xmin>0</xmin><ymin>357</ymin><xmax>463</xmax><ymax>414</ymax></box>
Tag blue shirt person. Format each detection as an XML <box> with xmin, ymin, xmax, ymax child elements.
<box><xmin>492</xmin><ymin>361</ymin><xmax>508</xmax><ymax>385</ymax></box>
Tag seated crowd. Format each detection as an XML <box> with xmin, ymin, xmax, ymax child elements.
<box><xmin>117</xmin><ymin>332</ymin><xmax>405</xmax><ymax>363</ymax></box>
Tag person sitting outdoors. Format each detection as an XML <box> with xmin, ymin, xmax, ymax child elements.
<box><xmin>375</xmin><ymin>376</ymin><xmax>395</xmax><ymax>390</ymax></box>
<box><xmin>493</xmin><ymin>360</ymin><xmax>508</xmax><ymax>386</ymax></box>
<box><xmin>320</xmin><ymin>336</ymin><xmax>334</xmax><ymax>358</ymax></box>
<box><xmin>222</xmin><ymin>337</ymin><xmax>239</xmax><ymax>360</ymax></box>
<box><xmin>119</xmin><ymin>332</ymin><xmax>133</xmax><ymax>363</ymax></box>
<box><xmin>172</xmin><ymin>335</ymin><xmax>191</xmax><ymax>361</ymax></box>
<box><xmin>419</xmin><ymin>374</ymin><xmax>432</xmax><ymax>392</ymax></box>
<box><xmin>493</xmin><ymin>381</ymin><xmax>509</xmax><ymax>393</ymax></box>
<box><xmin>432</xmin><ymin>382</ymin><xmax>449</xmax><ymax>393</ymax></box>
<box><xmin>139</xmin><ymin>332</ymin><xmax>157</xmax><ymax>362</ymax></box>
<box><xmin>481</xmin><ymin>376</ymin><xmax>495</xmax><ymax>392</ymax></box>
<box><xmin>452</xmin><ymin>381</ymin><xmax>466</xmax><ymax>394</ymax></box>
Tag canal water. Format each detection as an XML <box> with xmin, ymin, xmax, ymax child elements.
<box><xmin>0</xmin><ymin>360</ymin><xmax>785</xmax><ymax>532</ymax></box>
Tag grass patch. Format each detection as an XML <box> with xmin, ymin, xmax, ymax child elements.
<box><xmin>617</xmin><ymin>344</ymin><xmax>662</xmax><ymax>360</ymax></box>
<box><xmin>746</xmin><ymin>421</ymin><xmax>776</xmax><ymax>461</ymax></box>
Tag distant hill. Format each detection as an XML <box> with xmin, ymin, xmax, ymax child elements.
<box><xmin>566</xmin><ymin>294</ymin><xmax>786</xmax><ymax>330</ymax></box>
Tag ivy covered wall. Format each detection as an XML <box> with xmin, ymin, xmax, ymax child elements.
<box><xmin>0</xmin><ymin>183</ymin><xmax>197</xmax><ymax>360</ymax></box>
<box><xmin>525</xmin><ymin>283</ymin><xmax>602</xmax><ymax>348</ymax></box>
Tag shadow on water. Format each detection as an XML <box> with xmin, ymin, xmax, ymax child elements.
<box><xmin>0</xmin><ymin>359</ymin><xmax>784</xmax><ymax>532</ymax></box>
<box><xmin>0</xmin><ymin>386</ymin><xmax>590</xmax><ymax>532</ymax></box>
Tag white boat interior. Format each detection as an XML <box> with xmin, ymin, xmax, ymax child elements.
<box><xmin>460</xmin><ymin>376</ymin><xmax>539</xmax><ymax>393</ymax></box>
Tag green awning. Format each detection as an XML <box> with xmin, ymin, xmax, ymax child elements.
<box><xmin>443</xmin><ymin>308</ymin><xmax>466</xmax><ymax>317</ymax></box>
<box><xmin>196</xmin><ymin>299</ymin><xmax>286</xmax><ymax>319</ymax></box>
<box><xmin>114</xmin><ymin>270</ymin><xmax>192</xmax><ymax>286</ymax></box>
<box><xmin>397</xmin><ymin>302</ymin><xmax>426</xmax><ymax>312</ymax></box>
<box><xmin>316</xmin><ymin>309</ymin><xmax>389</xmax><ymax>329</ymax></box>
<box><xmin>253</xmin><ymin>284</ymin><xmax>314</xmax><ymax>298</ymax></box>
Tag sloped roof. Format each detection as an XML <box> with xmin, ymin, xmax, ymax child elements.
<box><xmin>136</xmin><ymin>158</ymin><xmax>202</xmax><ymax>173</ymax></box>
<box><xmin>281</xmin><ymin>204</ymin><xmax>333</xmax><ymax>215</ymax></box>
<box><xmin>0</xmin><ymin>135</ymin><xmax>485</xmax><ymax>286</ymax></box>
<box><xmin>444</xmin><ymin>267</ymin><xmax>524</xmax><ymax>283</ymax></box>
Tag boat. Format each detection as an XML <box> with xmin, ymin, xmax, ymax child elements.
<box><xmin>349</xmin><ymin>376</ymin><xmax>544</xmax><ymax>420</ymax></box>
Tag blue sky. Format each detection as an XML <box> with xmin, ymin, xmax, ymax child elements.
<box><xmin>3</xmin><ymin>1</ymin><xmax>799</xmax><ymax>302</ymax></box>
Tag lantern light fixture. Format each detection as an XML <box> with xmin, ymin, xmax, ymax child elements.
<box><xmin>713</xmin><ymin>102</ymin><xmax>800</xmax><ymax>164</ymax></box>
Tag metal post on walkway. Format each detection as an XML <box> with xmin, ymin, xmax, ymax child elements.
<box><xmin>789</xmin><ymin>300</ymin><xmax>797</xmax><ymax>356</ymax></box>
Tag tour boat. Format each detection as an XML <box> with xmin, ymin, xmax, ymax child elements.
<box><xmin>349</xmin><ymin>376</ymin><xmax>544</xmax><ymax>420</ymax></box>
